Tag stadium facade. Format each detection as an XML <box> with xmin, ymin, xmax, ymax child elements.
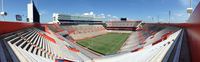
<box><xmin>105</xmin><ymin>21</ymin><xmax>142</xmax><ymax>31</ymax></box>
<box><xmin>52</xmin><ymin>13</ymin><xmax>104</xmax><ymax>25</ymax></box>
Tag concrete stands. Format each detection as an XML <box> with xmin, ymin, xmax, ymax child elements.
<box><xmin>62</xmin><ymin>25</ymin><xmax>107</xmax><ymax>41</ymax></box>
<box><xmin>0</xmin><ymin>27</ymin><xmax>86</xmax><ymax>62</ymax></box>
<box><xmin>106</xmin><ymin>21</ymin><xmax>141</xmax><ymax>31</ymax></box>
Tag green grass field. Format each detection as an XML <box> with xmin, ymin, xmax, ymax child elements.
<box><xmin>77</xmin><ymin>33</ymin><xmax>130</xmax><ymax>55</ymax></box>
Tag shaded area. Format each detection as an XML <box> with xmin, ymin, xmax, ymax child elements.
<box><xmin>162</xmin><ymin>29</ymin><xmax>191</xmax><ymax>62</ymax></box>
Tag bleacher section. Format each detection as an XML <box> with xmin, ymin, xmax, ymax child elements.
<box><xmin>93</xmin><ymin>30</ymin><xmax>182</xmax><ymax>62</ymax></box>
<box><xmin>119</xmin><ymin>24</ymin><xmax>180</xmax><ymax>53</ymax></box>
<box><xmin>0</xmin><ymin>21</ymin><xmax>186</xmax><ymax>62</ymax></box>
<box><xmin>47</xmin><ymin>24</ymin><xmax>64</xmax><ymax>33</ymax></box>
<box><xmin>0</xmin><ymin>27</ymin><xmax>90</xmax><ymax>62</ymax></box>
<box><xmin>54</xmin><ymin>23</ymin><xmax>182</xmax><ymax>62</ymax></box>
<box><xmin>61</xmin><ymin>25</ymin><xmax>107</xmax><ymax>41</ymax></box>
<box><xmin>106</xmin><ymin>21</ymin><xmax>141</xmax><ymax>31</ymax></box>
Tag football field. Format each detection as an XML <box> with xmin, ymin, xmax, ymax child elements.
<box><xmin>77</xmin><ymin>33</ymin><xmax>130</xmax><ymax>55</ymax></box>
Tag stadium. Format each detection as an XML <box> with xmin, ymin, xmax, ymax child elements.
<box><xmin>0</xmin><ymin>18</ymin><xmax>181</xmax><ymax>62</ymax></box>
<box><xmin>1</xmin><ymin>0</ymin><xmax>200</xmax><ymax>62</ymax></box>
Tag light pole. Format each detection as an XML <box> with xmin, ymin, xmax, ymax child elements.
<box><xmin>1</xmin><ymin>0</ymin><xmax>3</xmax><ymax>11</ymax></box>
<box><xmin>168</xmin><ymin>10</ymin><xmax>171</xmax><ymax>23</ymax></box>
<box><xmin>0</xmin><ymin>0</ymin><xmax>7</xmax><ymax>21</ymax></box>
<box><xmin>31</xmin><ymin>0</ymin><xmax>33</xmax><ymax>3</ymax></box>
<box><xmin>187</xmin><ymin>0</ymin><xmax>193</xmax><ymax>15</ymax></box>
<box><xmin>187</xmin><ymin>0</ymin><xmax>193</xmax><ymax>22</ymax></box>
<box><xmin>190</xmin><ymin>0</ymin><xmax>192</xmax><ymax>8</ymax></box>
<box><xmin>152</xmin><ymin>17</ymin><xmax>154</xmax><ymax>22</ymax></box>
<box><xmin>157</xmin><ymin>16</ymin><xmax>159</xmax><ymax>23</ymax></box>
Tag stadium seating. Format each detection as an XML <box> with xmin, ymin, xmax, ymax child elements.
<box><xmin>61</xmin><ymin>25</ymin><xmax>107</xmax><ymax>41</ymax></box>
<box><xmin>106</xmin><ymin>21</ymin><xmax>141</xmax><ymax>27</ymax></box>
<box><xmin>119</xmin><ymin>24</ymin><xmax>180</xmax><ymax>53</ymax></box>
<box><xmin>93</xmin><ymin>30</ymin><xmax>181</xmax><ymax>62</ymax></box>
<box><xmin>106</xmin><ymin>21</ymin><xmax>141</xmax><ymax>31</ymax></box>
<box><xmin>47</xmin><ymin>24</ymin><xmax>64</xmax><ymax>33</ymax></box>
<box><xmin>0</xmin><ymin>21</ymin><xmax>187</xmax><ymax>62</ymax></box>
<box><xmin>0</xmin><ymin>27</ymin><xmax>88</xmax><ymax>62</ymax></box>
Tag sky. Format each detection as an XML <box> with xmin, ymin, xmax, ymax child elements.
<box><xmin>0</xmin><ymin>0</ymin><xmax>200</xmax><ymax>23</ymax></box>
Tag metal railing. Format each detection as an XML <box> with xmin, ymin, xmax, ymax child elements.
<box><xmin>162</xmin><ymin>29</ymin><xmax>191</xmax><ymax>62</ymax></box>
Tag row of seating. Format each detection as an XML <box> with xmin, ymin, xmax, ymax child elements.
<box><xmin>143</xmin><ymin>30</ymin><xmax>182</xmax><ymax>62</ymax></box>
<box><xmin>93</xmin><ymin>30</ymin><xmax>182</xmax><ymax>62</ymax></box>
<box><xmin>0</xmin><ymin>27</ymin><xmax>82</xmax><ymax>62</ymax></box>
<box><xmin>47</xmin><ymin>24</ymin><xmax>64</xmax><ymax>33</ymax></box>
<box><xmin>3</xmin><ymin>28</ymin><xmax>57</xmax><ymax>62</ymax></box>
<box><xmin>106</xmin><ymin>21</ymin><xmax>141</xmax><ymax>27</ymax></box>
<box><xmin>119</xmin><ymin>26</ymin><xmax>180</xmax><ymax>53</ymax></box>
<box><xmin>143</xmin><ymin>27</ymin><xmax>180</xmax><ymax>46</ymax></box>
<box><xmin>118</xmin><ymin>28</ymin><xmax>156</xmax><ymax>53</ymax></box>
<box><xmin>62</xmin><ymin>25</ymin><xmax>107</xmax><ymax>40</ymax></box>
<box><xmin>119</xmin><ymin>32</ymin><xmax>143</xmax><ymax>52</ymax></box>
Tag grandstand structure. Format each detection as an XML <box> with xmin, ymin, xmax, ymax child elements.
<box><xmin>0</xmin><ymin>20</ymin><xmax>183</xmax><ymax>62</ymax></box>
<box><xmin>61</xmin><ymin>25</ymin><xmax>107</xmax><ymax>41</ymax></box>
<box><xmin>1</xmin><ymin>1</ymin><xmax>200</xmax><ymax>62</ymax></box>
<box><xmin>52</xmin><ymin>13</ymin><xmax>103</xmax><ymax>25</ymax></box>
<box><xmin>106</xmin><ymin>21</ymin><xmax>142</xmax><ymax>31</ymax></box>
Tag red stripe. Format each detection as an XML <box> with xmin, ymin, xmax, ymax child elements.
<box><xmin>0</xmin><ymin>21</ymin><xmax>34</xmax><ymax>35</ymax></box>
<box><xmin>38</xmin><ymin>32</ymin><xmax>56</xmax><ymax>43</ymax></box>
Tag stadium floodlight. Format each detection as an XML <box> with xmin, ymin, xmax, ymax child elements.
<box><xmin>187</xmin><ymin>0</ymin><xmax>193</xmax><ymax>15</ymax></box>
<box><xmin>0</xmin><ymin>0</ymin><xmax>7</xmax><ymax>21</ymax></box>
<box><xmin>187</xmin><ymin>8</ymin><xmax>193</xmax><ymax>14</ymax></box>
<box><xmin>0</xmin><ymin>12</ymin><xmax>7</xmax><ymax>16</ymax></box>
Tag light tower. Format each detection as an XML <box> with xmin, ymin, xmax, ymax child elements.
<box><xmin>0</xmin><ymin>0</ymin><xmax>7</xmax><ymax>21</ymax></box>
<box><xmin>187</xmin><ymin>0</ymin><xmax>193</xmax><ymax>15</ymax></box>
<box><xmin>168</xmin><ymin>10</ymin><xmax>171</xmax><ymax>23</ymax></box>
<box><xmin>157</xmin><ymin>16</ymin><xmax>159</xmax><ymax>23</ymax></box>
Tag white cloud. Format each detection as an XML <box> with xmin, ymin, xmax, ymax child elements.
<box><xmin>112</xmin><ymin>16</ymin><xmax>118</xmax><ymax>18</ymax></box>
<box><xmin>83</xmin><ymin>13</ymin><xmax>89</xmax><ymax>15</ymax></box>
<box><xmin>175</xmin><ymin>13</ymin><xmax>184</xmax><ymax>17</ymax></box>
<box><xmin>83</xmin><ymin>11</ymin><xmax>95</xmax><ymax>16</ymax></box>
<box><xmin>179</xmin><ymin>0</ymin><xmax>190</xmax><ymax>7</ymax></box>
<box><xmin>100</xmin><ymin>13</ymin><xmax>105</xmax><ymax>16</ymax></box>
<box><xmin>82</xmin><ymin>11</ymin><xmax>96</xmax><ymax>18</ymax></box>
<box><xmin>98</xmin><ymin>13</ymin><xmax>106</xmax><ymax>18</ymax></box>
<box><xmin>107</xmin><ymin>14</ymin><xmax>112</xmax><ymax>17</ymax></box>
<box><xmin>81</xmin><ymin>12</ymin><xmax>120</xmax><ymax>20</ymax></box>
<box><xmin>147</xmin><ymin>16</ymin><xmax>152</xmax><ymax>18</ymax></box>
<box><xmin>173</xmin><ymin>11</ymin><xmax>189</xmax><ymax>18</ymax></box>
<box><xmin>89</xmin><ymin>12</ymin><xmax>94</xmax><ymax>15</ymax></box>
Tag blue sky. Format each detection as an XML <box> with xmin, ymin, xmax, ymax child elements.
<box><xmin>1</xmin><ymin>0</ymin><xmax>200</xmax><ymax>23</ymax></box>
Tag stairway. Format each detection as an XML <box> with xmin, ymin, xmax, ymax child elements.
<box><xmin>0</xmin><ymin>28</ymin><xmax>55</xmax><ymax>62</ymax></box>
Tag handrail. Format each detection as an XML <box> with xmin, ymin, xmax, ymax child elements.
<box><xmin>162</xmin><ymin>29</ymin><xmax>191</xmax><ymax>62</ymax></box>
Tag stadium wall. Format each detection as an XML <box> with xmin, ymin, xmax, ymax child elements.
<box><xmin>0</xmin><ymin>21</ymin><xmax>61</xmax><ymax>35</ymax></box>
<box><xmin>186</xmin><ymin>2</ymin><xmax>200</xmax><ymax>62</ymax></box>
<box><xmin>0</xmin><ymin>21</ymin><xmax>34</xmax><ymax>35</ymax></box>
